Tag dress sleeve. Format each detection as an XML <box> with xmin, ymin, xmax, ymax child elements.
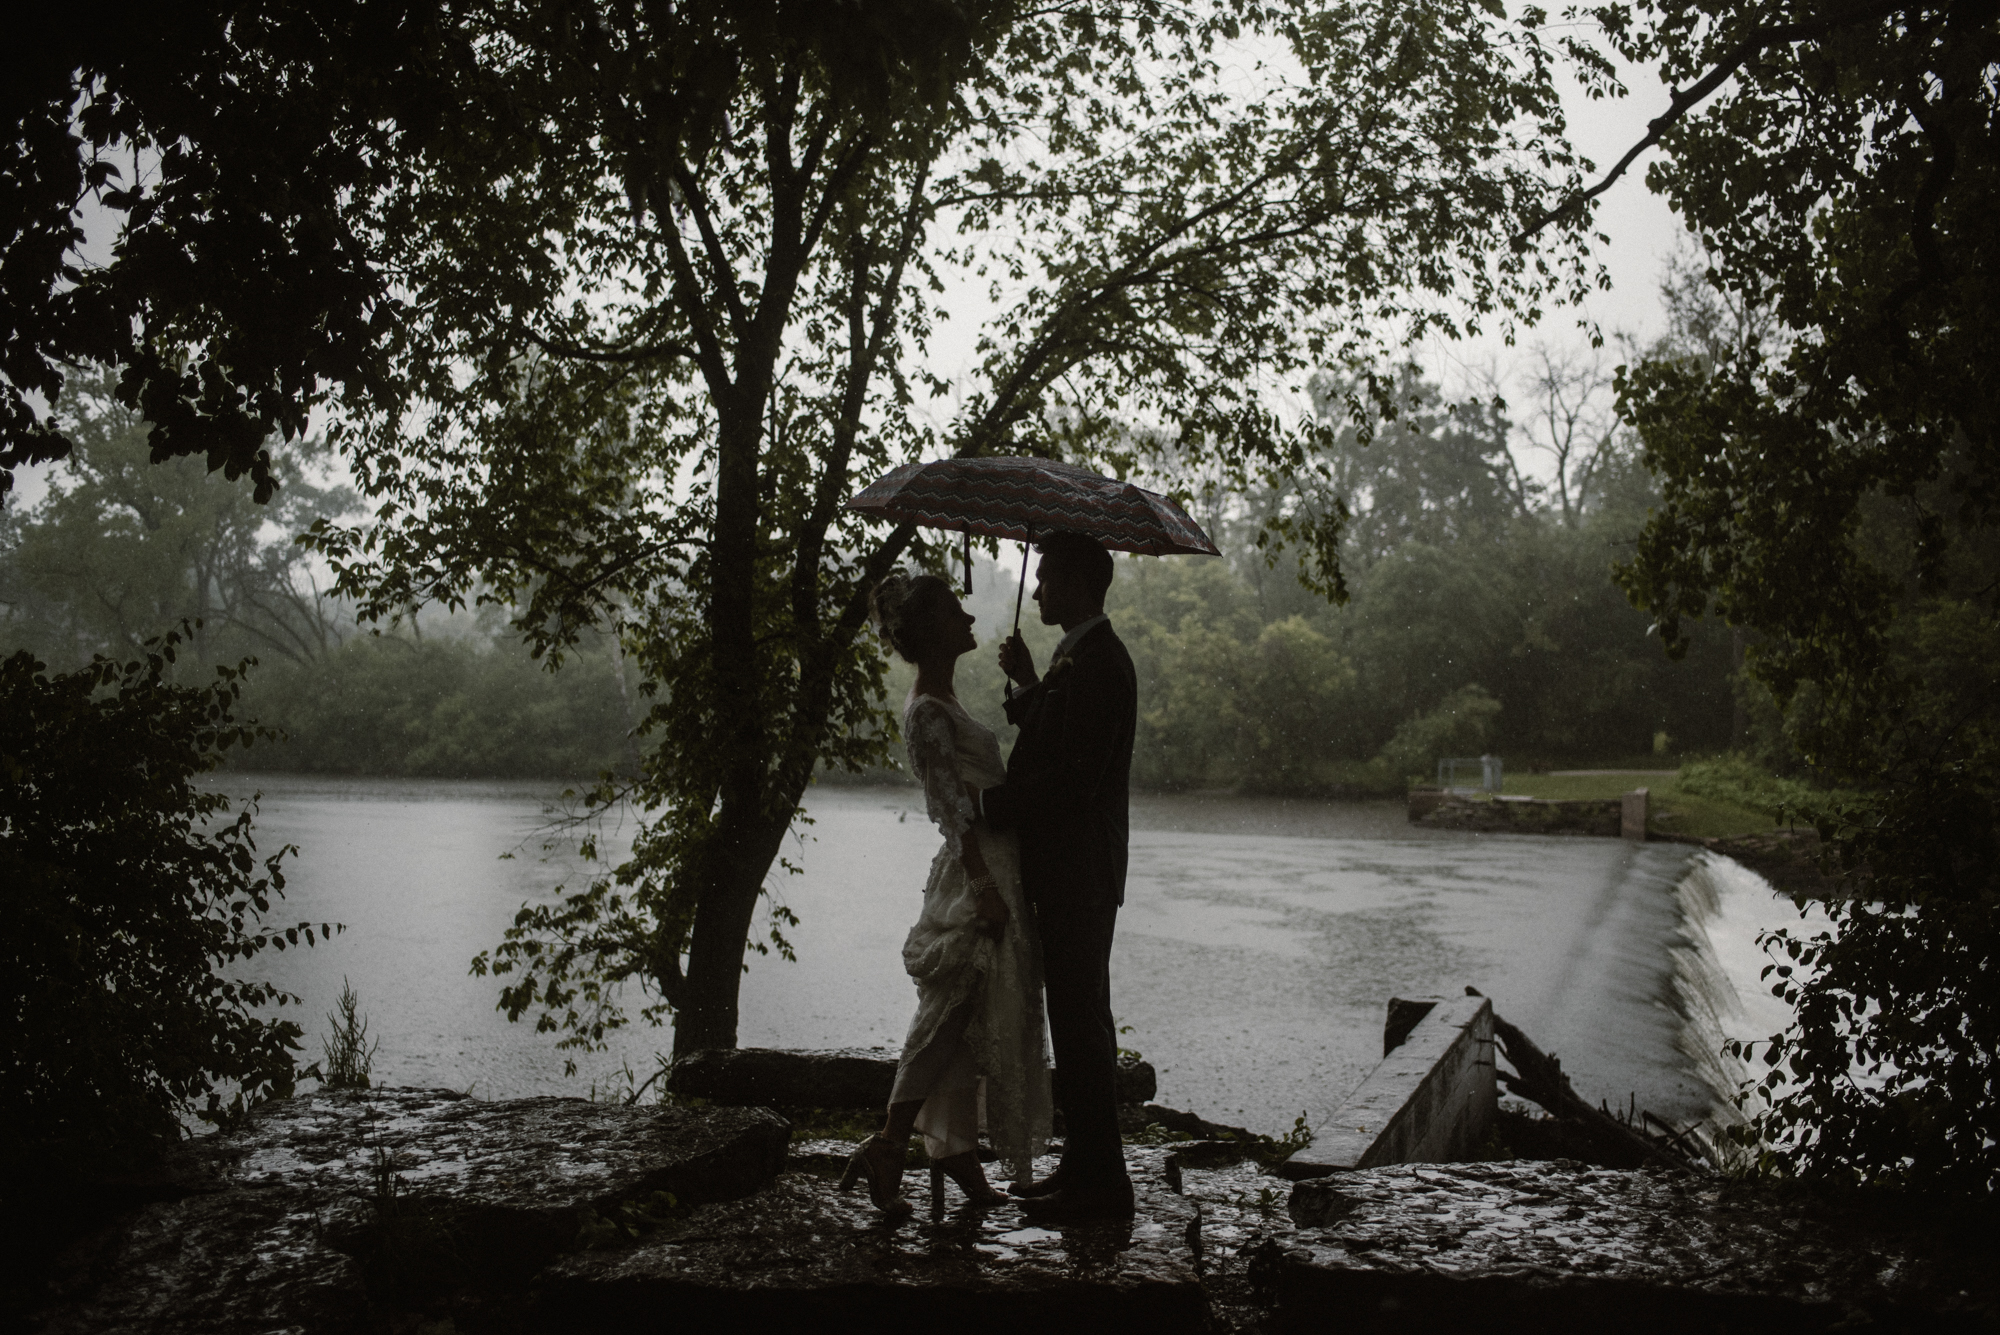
<box><xmin>906</xmin><ymin>698</ymin><xmax>975</xmax><ymax>862</ymax></box>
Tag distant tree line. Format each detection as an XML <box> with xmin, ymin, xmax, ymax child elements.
<box><xmin>5</xmin><ymin>358</ymin><xmax>1742</xmax><ymax>790</ymax></box>
<box><xmin>863</xmin><ymin>333</ymin><xmax>1745</xmax><ymax>792</ymax></box>
<box><xmin>1111</xmin><ymin>361</ymin><xmax>1737</xmax><ymax>792</ymax></box>
<box><xmin>0</xmin><ymin>369</ymin><xmax>640</xmax><ymax>780</ymax></box>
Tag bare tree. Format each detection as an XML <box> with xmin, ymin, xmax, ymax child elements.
<box><xmin>1517</xmin><ymin>343</ymin><xmax>1620</xmax><ymax>527</ymax></box>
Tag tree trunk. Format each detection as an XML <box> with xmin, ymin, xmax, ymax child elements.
<box><xmin>674</xmin><ymin>372</ymin><xmax>777</xmax><ymax>1057</ymax></box>
<box><xmin>1731</xmin><ymin>625</ymin><xmax>1749</xmax><ymax>748</ymax></box>
<box><xmin>669</xmin><ymin>794</ymin><xmax>795</xmax><ymax>1057</ymax></box>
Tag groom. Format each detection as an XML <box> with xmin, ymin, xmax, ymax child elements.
<box><xmin>978</xmin><ymin>530</ymin><xmax>1137</xmax><ymax>1220</ymax></box>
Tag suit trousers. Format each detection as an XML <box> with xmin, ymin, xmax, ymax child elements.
<box><xmin>1034</xmin><ymin>892</ymin><xmax>1126</xmax><ymax>1185</ymax></box>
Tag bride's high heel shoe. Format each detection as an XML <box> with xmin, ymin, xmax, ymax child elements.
<box><xmin>930</xmin><ymin>1150</ymin><xmax>1008</xmax><ymax>1210</ymax></box>
<box><xmin>839</xmin><ymin>1134</ymin><xmax>914</xmax><ymax>1216</ymax></box>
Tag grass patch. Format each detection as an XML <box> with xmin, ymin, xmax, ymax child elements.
<box><xmin>1498</xmin><ymin>771</ymin><xmax>1777</xmax><ymax>840</ymax></box>
<box><xmin>784</xmin><ymin>1107</ymin><xmax>888</xmax><ymax>1144</ymax></box>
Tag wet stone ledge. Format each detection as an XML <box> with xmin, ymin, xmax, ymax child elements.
<box><xmin>539</xmin><ymin>1146</ymin><xmax>1208</xmax><ymax>1332</ymax></box>
<box><xmin>1257</xmin><ymin>1161</ymin><xmax>1996</xmax><ymax>1334</ymax></box>
<box><xmin>34</xmin><ymin>1088</ymin><xmax>792</xmax><ymax>1335</ymax></box>
<box><xmin>33</xmin><ymin>1091</ymin><xmax>1994</xmax><ymax>1334</ymax></box>
<box><xmin>1409</xmin><ymin>792</ymin><xmax>1623</xmax><ymax>837</ymax></box>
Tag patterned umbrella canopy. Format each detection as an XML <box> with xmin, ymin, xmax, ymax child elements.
<box><xmin>845</xmin><ymin>456</ymin><xmax>1219</xmax><ymax>556</ymax></box>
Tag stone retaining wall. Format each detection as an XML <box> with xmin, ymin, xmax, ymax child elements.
<box><xmin>1409</xmin><ymin>790</ymin><xmax>1623</xmax><ymax>836</ymax></box>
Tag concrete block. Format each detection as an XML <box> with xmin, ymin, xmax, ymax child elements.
<box><xmin>1281</xmin><ymin>995</ymin><xmax>1495</xmax><ymax>1179</ymax></box>
<box><xmin>1621</xmin><ymin>787</ymin><xmax>1649</xmax><ymax>841</ymax></box>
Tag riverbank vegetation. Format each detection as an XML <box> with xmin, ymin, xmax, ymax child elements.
<box><xmin>1497</xmin><ymin>770</ymin><xmax>1776</xmax><ymax>841</ymax></box>
<box><xmin>0</xmin><ymin>371</ymin><xmax>641</xmax><ymax>779</ymax></box>
<box><xmin>865</xmin><ymin>358</ymin><xmax>1743</xmax><ymax>796</ymax></box>
<box><xmin>1592</xmin><ymin>2</ymin><xmax>1999</xmax><ymax>1196</ymax></box>
<box><xmin>5</xmin><ymin>364</ymin><xmax>1741</xmax><ymax>789</ymax></box>
<box><xmin>1</xmin><ymin>628</ymin><xmax>323</xmax><ymax>1178</ymax></box>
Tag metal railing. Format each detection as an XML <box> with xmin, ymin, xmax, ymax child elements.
<box><xmin>1436</xmin><ymin>754</ymin><xmax>1502</xmax><ymax>793</ymax></box>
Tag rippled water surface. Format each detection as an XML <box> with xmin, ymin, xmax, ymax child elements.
<box><xmin>217</xmin><ymin>775</ymin><xmax>1795</xmax><ymax>1133</ymax></box>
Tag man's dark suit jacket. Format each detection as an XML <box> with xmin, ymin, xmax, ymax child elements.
<box><xmin>981</xmin><ymin>621</ymin><xmax>1137</xmax><ymax>907</ymax></box>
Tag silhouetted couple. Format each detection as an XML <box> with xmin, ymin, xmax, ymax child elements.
<box><xmin>842</xmin><ymin>532</ymin><xmax>1136</xmax><ymax>1222</ymax></box>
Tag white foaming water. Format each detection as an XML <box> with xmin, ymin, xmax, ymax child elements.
<box><xmin>1663</xmin><ymin>851</ymin><xmax>1830</xmax><ymax>1149</ymax></box>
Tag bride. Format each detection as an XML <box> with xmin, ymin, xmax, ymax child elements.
<box><xmin>841</xmin><ymin>571</ymin><xmax>1053</xmax><ymax>1215</ymax></box>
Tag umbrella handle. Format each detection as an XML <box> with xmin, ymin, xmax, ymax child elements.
<box><xmin>963</xmin><ymin>530</ymin><xmax>972</xmax><ymax>596</ymax></box>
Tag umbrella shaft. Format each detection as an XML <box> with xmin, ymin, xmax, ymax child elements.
<box><xmin>1012</xmin><ymin>539</ymin><xmax>1030</xmax><ymax>636</ymax></box>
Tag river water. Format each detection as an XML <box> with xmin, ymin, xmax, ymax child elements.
<box><xmin>213</xmin><ymin>774</ymin><xmax>1804</xmax><ymax>1136</ymax></box>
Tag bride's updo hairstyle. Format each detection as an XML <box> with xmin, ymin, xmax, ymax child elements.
<box><xmin>869</xmin><ymin>571</ymin><xmax>953</xmax><ymax>663</ymax></box>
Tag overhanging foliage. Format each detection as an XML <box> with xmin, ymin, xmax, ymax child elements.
<box><xmin>1591</xmin><ymin>0</ymin><xmax>1998</xmax><ymax>1193</ymax></box>
<box><xmin>1</xmin><ymin>629</ymin><xmax>326</xmax><ymax>1170</ymax></box>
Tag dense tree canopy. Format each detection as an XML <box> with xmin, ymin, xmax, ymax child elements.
<box><xmin>1588</xmin><ymin>0</ymin><xmax>1999</xmax><ymax>1193</ymax></box>
<box><xmin>2</xmin><ymin>2</ymin><xmax>443</xmax><ymax>498</ymax></box>
<box><xmin>351</xmin><ymin>0</ymin><xmax>1602</xmax><ymax>1058</ymax></box>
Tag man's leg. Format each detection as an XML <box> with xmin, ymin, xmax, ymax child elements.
<box><xmin>1039</xmin><ymin>895</ymin><xmax>1125</xmax><ymax>1187</ymax></box>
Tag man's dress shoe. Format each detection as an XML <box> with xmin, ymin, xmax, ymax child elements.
<box><xmin>1008</xmin><ymin>1170</ymin><xmax>1067</xmax><ymax>1200</ymax></box>
<box><xmin>1015</xmin><ymin>1178</ymin><xmax>1135</xmax><ymax>1221</ymax></box>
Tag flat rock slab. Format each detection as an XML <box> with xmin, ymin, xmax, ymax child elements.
<box><xmin>1264</xmin><ymin>1161</ymin><xmax>1996</xmax><ymax>1333</ymax></box>
<box><xmin>669</xmin><ymin>1045</ymin><xmax>1157</xmax><ymax>1109</ymax></box>
<box><xmin>224</xmin><ymin>1086</ymin><xmax>790</xmax><ymax>1212</ymax></box>
<box><xmin>536</xmin><ymin>1143</ymin><xmax>1207</xmax><ymax>1334</ymax></box>
<box><xmin>39</xmin><ymin>1187</ymin><xmax>374</xmax><ymax>1335</ymax></box>
<box><xmin>667</xmin><ymin>1045</ymin><xmax>904</xmax><ymax>1109</ymax></box>
<box><xmin>38</xmin><ymin>1088</ymin><xmax>790</xmax><ymax>1335</ymax></box>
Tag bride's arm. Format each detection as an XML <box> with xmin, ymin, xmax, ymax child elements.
<box><xmin>958</xmin><ymin>825</ymin><xmax>1008</xmax><ymax>935</ymax></box>
<box><xmin>908</xmin><ymin>701</ymin><xmax>1008</xmax><ymax>933</ymax></box>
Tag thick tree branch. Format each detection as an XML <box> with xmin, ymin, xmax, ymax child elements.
<box><xmin>950</xmin><ymin>67</ymin><xmax>1403</xmax><ymax>461</ymax></box>
<box><xmin>655</xmin><ymin>191</ymin><xmax>734</xmax><ymax>395</ymax></box>
<box><xmin>668</xmin><ymin>159</ymin><xmax>751</xmax><ymax>346</ymax></box>
<box><xmin>1513</xmin><ymin>0</ymin><xmax>1909</xmax><ymax>246</ymax></box>
<box><xmin>790</xmin><ymin>165</ymin><xmax>932</xmax><ymax>642</ymax></box>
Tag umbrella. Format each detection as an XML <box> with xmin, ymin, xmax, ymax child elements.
<box><xmin>845</xmin><ymin>456</ymin><xmax>1220</xmax><ymax>634</ymax></box>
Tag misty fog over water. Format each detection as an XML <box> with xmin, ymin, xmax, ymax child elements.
<box><xmin>220</xmin><ymin>774</ymin><xmax>1786</xmax><ymax>1134</ymax></box>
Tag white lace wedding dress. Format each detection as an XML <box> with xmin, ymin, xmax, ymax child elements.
<box><xmin>891</xmin><ymin>689</ymin><xmax>1053</xmax><ymax>1180</ymax></box>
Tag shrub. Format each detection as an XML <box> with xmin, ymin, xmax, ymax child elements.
<box><xmin>320</xmin><ymin>977</ymin><xmax>379</xmax><ymax>1090</ymax></box>
<box><xmin>1677</xmin><ymin>754</ymin><xmax>1833</xmax><ymax>822</ymax></box>
<box><xmin>1375</xmin><ymin>684</ymin><xmax>1501</xmax><ymax>784</ymax></box>
<box><xmin>1</xmin><ymin>629</ymin><xmax>326</xmax><ymax>1173</ymax></box>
